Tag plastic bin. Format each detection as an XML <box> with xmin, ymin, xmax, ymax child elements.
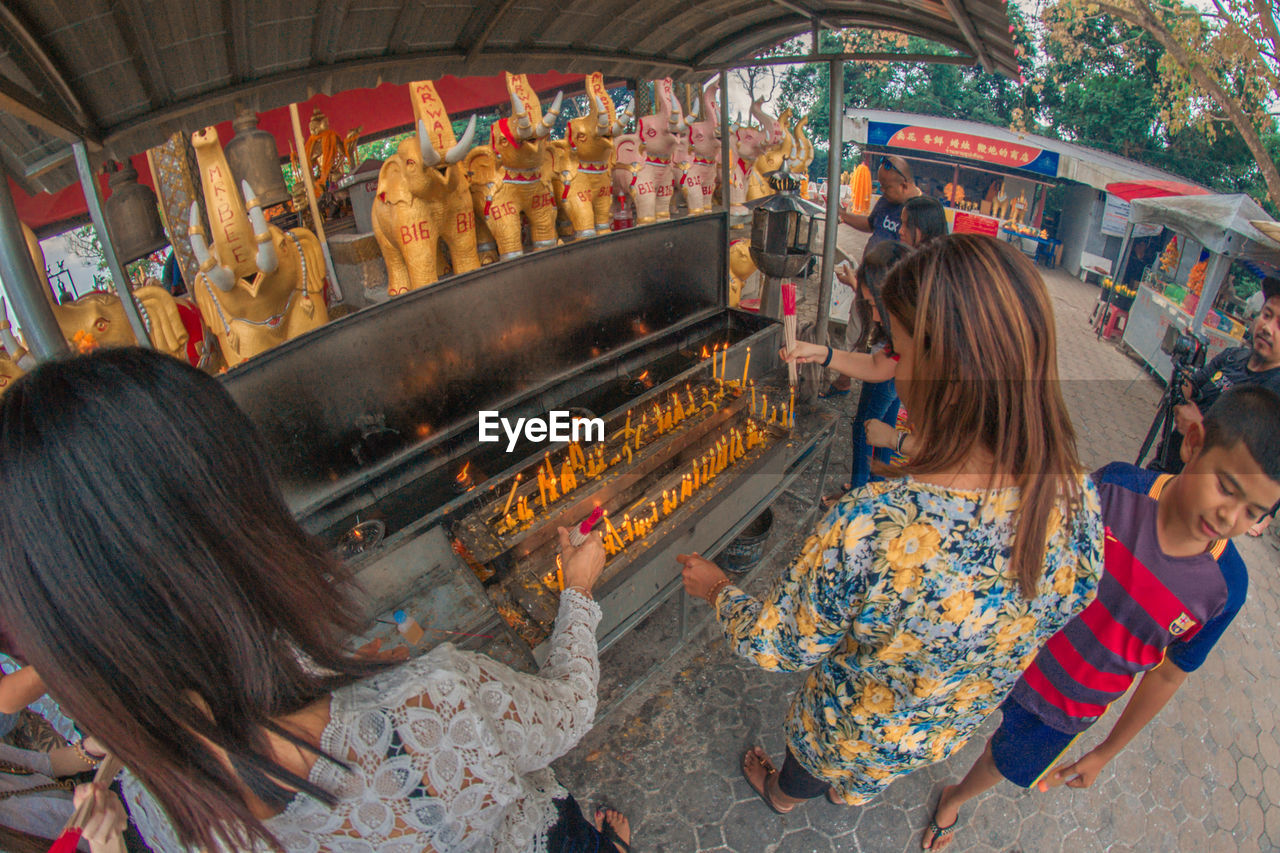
<box><xmin>719</xmin><ymin>508</ymin><xmax>774</xmax><ymax>574</ymax></box>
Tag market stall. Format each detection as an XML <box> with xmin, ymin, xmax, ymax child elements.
<box><xmin>1119</xmin><ymin>193</ymin><xmax>1280</xmax><ymax>382</ymax></box>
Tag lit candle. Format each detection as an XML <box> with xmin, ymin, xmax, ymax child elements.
<box><xmin>742</xmin><ymin>346</ymin><xmax>750</xmax><ymax>386</ymax></box>
<box><xmin>789</xmin><ymin>387</ymin><xmax>795</xmax><ymax>427</ymax></box>
<box><xmin>674</xmin><ymin>393</ymin><xmax>685</xmax><ymax>422</ymax></box>
<box><xmin>502</xmin><ymin>474</ymin><xmax>522</xmax><ymax>517</ymax></box>
<box><xmin>721</xmin><ymin>344</ymin><xmax>729</xmax><ymax>384</ymax></box>
<box><xmin>625</xmin><ymin>409</ymin><xmax>632</xmax><ymax>436</ymax></box>
<box><xmin>546</xmin><ymin>474</ymin><xmax>559</xmax><ymax>503</ymax></box>
<box><xmin>682</xmin><ymin>474</ymin><xmax>692</xmax><ymax>500</ymax></box>
<box><xmin>538</xmin><ymin>470</ymin><xmax>548</xmax><ymax>508</ymax></box>
<box><xmin>761</xmin><ymin>394</ymin><xmax>768</xmax><ymax>421</ymax></box>
<box><xmin>692</xmin><ymin>460</ymin><xmax>700</xmax><ymax>490</ymax></box>
<box><xmin>750</xmin><ymin>380</ymin><xmax>756</xmax><ymax>415</ymax></box>
<box><xmin>634</xmin><ymin>424</ymin><xmax>644</xmax><ymax>451</ymax></box>
<box><xmin>650</xmin><ymin>501</ymin><xmax>660</xmax><ymax>524</ymax></box>
<box><xmin>561</xmin><ymin>460</ymin><xmax>576</xmax><ymax>494</ymax></box>
<box><xmin>687</xmin><ymin>386</ymin><xmax>696</xmax><ymax>411</ymax></box>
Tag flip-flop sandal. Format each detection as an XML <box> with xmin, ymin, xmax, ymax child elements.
<box><xmin>741</xmin><ymin>747</ymin><xmax>795</xmax><ymax>814</ymax></box>
<box><xmin>922</xmin><ymin>814</ymin><xmax>958</xmax><ymax>850</ymax></box>
<box><xmin>594</xmin><ymin>806</ymin><xmax>633</xmax><ymax>853</ymax></box>
<box><xmin>818</xmin><ymin>384</ymin><xmax>851</xmax><ymax>399</ymax></box>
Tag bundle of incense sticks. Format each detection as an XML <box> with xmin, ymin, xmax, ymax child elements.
<box><xmin>49</xmin><ymin>753</ymin><xmax>125</xmax><ymax>853</ymax></box>
<box><xmin>781</xmin><ymin>282</ymin><xmax>798</xmax><ymax>387</ymax></box>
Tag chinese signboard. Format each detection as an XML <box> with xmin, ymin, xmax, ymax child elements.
<box><xmin>867</xmin><ymin>121</ymin><xmax>1061</xmax><ymax>178</ymax></box>
<box><xmin>949</xmin><ymin>210</ymin><xmax>1001</xmax><ymax>237</ymax></box>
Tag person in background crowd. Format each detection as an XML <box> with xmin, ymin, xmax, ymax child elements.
<box><xmin>1156</xmin><ymin>275</ymin><xmax>1280</xmax><ymax>539</ymax></box>
<box><xmin>680</xmin><ymin>234</ymin><xmax>1103</xmax><ymax>815</ymax></box>
<box><xmin>901</xmin><ymin>196</ymin><xmax>949</xmax><ymax>248</ymax></box>
<box><xmin>801</xmin><ymin>241</ymin><xmax>911</xmax><ymax>502</ymax></box>
<box><xmin>0</xmin><ymin>348</ymin><xmax>630</xmax><ymax>853</ymax></box>
<box><xmin>827</xmin><ymin>155</ymin><xmax>922</xmax><ymax>398</ymax></box>
<box><xmin>921</xmin><ymin>387</ymin><xmax>1280</xmax><ymax>849</ymax></box>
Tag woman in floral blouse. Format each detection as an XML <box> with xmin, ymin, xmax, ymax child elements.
<box><xmin>681</xmin><ymin>234</ymin><xmax>1104</xmax><ymax>812</ymax></box>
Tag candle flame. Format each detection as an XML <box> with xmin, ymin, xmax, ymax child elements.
<box><xmin>455</xmin><ymin>462</ymin><xmax>471</xmax><ymax>483</ymax></box>
<box><xmin>638</xmin><ymin>370</ymin><xmax>650</xmax><ymax>382</ymax></box>
<box><xmin>701</xmin><ymin>345</ymin><xmax>710</xmax><ymax>358</ymax></box>
<box><xmin>415</xmin><ymin>424</ymin><xmax>432</xmax><ymax>439</ymax></box>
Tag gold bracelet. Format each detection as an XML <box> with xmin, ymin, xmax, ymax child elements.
<box><xmin>705</xmin><ymin>578</ymin><xmax>733</xmax><ymax>606</ymax></box>
<box><xmin>71</xmin><ymin>740</ymin><xmax>102</xmax><ymax>768</ymax></box>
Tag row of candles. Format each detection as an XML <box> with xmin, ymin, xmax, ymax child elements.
<box><xmin>539</xmin><ymin>413</ymin><xmax>775</xmax><ymax>596</ymax></box>
<box><xmin>596</xmin><ymin>416</ymin><xmax>772</xmax><ymax>558</ymax></box>
<box><xmin>494</xmin><ymin>379</ymin><xmax>735</xmax><ymax>535</ymax></box>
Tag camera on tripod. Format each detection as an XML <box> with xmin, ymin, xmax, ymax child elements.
<box><xmin>1137</xmin><ymin>324</ymin><xmax>1211</xmax><ymax>469</ymax></box>
<box><xmin>1159</xmin><ymin>325</ymin><xmax>1209</xmax><ymax>405</ymax></box>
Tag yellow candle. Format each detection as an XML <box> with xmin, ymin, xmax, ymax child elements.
<box><xmin>634</xmin><ymin>424</ymin><xmax>644</xmax><ymax>451</ymax></box>
<box><xmin>538</xmin><ymin>470</ymin><xmax>548</xmax><ymax>508</ymax></box>
<box><xmin>761</xmin><ymin>394</ymin><xmax>767</xmax><ymax>420</ymax></box>
<box><xmin>789</xmin><ymin>387</ymin><xmax>795</xmax><ymax>426</ymax></box>
<box><xmin>750</xmin><ymin>380</ymin><xmax>756</xmax><ymax>415</ymax></box>
<box><xmin>742</xmin><ymin>346</ymin><xmax>750</xmax><ymax>386</ymax></box>
<box><xmin>502</xmin><ymin>474</ymin><xmax>522</xmax><ymax>517</ymax></box>
<box><xmin>721</xmin><ymin>344</ymin><xmax>729</xmax><ymax>384</ymax></box>
<box><xmin>650</xmin><ymin>501</ymin><xmax>660</xmax><ymax>524</ymax></box>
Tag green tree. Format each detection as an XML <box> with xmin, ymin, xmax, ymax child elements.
<box><xmin>1044</xmin><ymin>0</ymin><xmax>1280</xmax><ymax>203</ymax></box>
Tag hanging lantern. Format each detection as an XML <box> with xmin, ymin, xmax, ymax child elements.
<box><xmin>104</xmin><ymin>162</ymin><xmax>168</xmax><ymax>265</ymax></box>
<box><xmin>224</xmin><ymin>103</ymin><xmax>289</xmax><ymax>209</ymax></box>
<box><xmin>743</xmin><ymin>171</ymin><xmax>824</xmax><ymax>317</ymax></box>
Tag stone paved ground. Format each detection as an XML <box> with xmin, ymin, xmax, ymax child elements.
<box><xmin>554</xmin><ymin>223</ymin><xmax>1280</xmax><ymax>852</ymax></box>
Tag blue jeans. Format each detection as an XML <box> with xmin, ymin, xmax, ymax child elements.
<box><xmin>850</xmin><ymin>379</ymin><xmax>900</xmax><ymax>490</ymax></box>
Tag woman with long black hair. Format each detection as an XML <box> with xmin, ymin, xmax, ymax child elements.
<box><xmin>0</xmin><ymin>348</ymin><xmax>629</xmax><ymax>853</ymax></box>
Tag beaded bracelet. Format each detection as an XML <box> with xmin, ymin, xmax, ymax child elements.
<box><xmin>71</xmin><ymin>740</ymin><xmax>103</xmax><ymax>768</ymax></box>
<box><xmin>705</xmin><ymin>578</ymin><xmax>733</xmax><ymax>606</ymax></box>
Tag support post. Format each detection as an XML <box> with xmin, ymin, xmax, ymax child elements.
<box><xmin>814</xmin><ymin>58</ymin><xmax>842</xmax><ymax>393</ymax></box>
<box><xmin>0</xmin><ymin>165</ymin><xmax>69</xmax><ymax>360</ymax></box>
<box><xmin>719</xmin><ymin>68</ymin><xmax>732</xmax><ymax>305</ymax></box>
<box><xmin>289</xmin><ymin>103</ymin><xmax>343</xmax><ymax>302</ymax></box>
<box><xmin>72</xmin><ymin>140</ymin><xmax>152</xmax><ymax>348</ymax></box>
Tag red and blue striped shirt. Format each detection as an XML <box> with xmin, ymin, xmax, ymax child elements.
<box><xmin>1007</xmin><ymin>462</ymin><xmax>1248</xmax><ymax>734</ymax></box>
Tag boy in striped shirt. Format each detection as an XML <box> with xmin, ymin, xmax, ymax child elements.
<box><xmin>921</xmin><ymin>387</ymin><xmax>1280</xmax><ymax>850</ymax></box>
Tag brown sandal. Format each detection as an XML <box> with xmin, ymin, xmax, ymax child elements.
<box><xmin>741</xmin><ymin>747</ymin><xmax>795</xmax><ymax>814</ymax></box>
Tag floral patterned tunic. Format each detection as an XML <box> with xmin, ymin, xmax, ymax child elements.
<box><xmin>713</xmin><ymin>476</ymin><xmax>1103</xmax><ymax>804</ymax></box>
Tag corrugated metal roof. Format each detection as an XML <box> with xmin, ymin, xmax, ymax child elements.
<box><xmin>0</xmin><ymin>0</ymin><xmax>1019</xmax><ymax>193</ymax></box>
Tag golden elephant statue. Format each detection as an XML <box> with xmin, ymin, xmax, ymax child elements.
<box><xmin>472</xmin><ymin>72</ymin><xmax>563</xmax><ymax>258</ymax></box>
<box><xmin>0</xmin><ymin>224</ymin><xmax>195</xmax><ymax>377</ymax></box>
<box><xmin>464</xmin><ymin>145</ymin><xmax>551</xmax><ymax>261</ymax></box>
<box><xmin>372</xmin><ymin>80</ymin><xmax>481</xmax><ymax>295</ymax></box>
<box><xmin>612</xmin><ymin>78</ymin><xmax>685</xmax><ymax>225</ymax></box>
<box><xmin>187</xmin><ymin>126</ymin><xmax>329</xmax><ymax>368</ymax></box>
<box><xmin>551</xmin><ymin>72</ymin><xmax>622</xmax><ymax>239</ymax></box>
<box><xmin>790</xmin><ymin>115</ymin><xmax>814</xmax><ymax>177</ymax></box>
<box><xmin>747</xmin><ymin>109</ymin><xmax>794</xmax><ymax>202</ymax></box>
<box><xmin>728</xmin><ymin>239</ymin><xmax>756</xmax><ymax>309</ymax></box>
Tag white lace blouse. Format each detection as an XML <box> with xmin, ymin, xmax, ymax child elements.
<box><xmin>121</xmin><ymin>589</ymin><xmax>602</xmax><ymax>852</ymax></box>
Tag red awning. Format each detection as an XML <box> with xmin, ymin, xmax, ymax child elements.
<box><xmin>1104</xmin><ymin>180</ymin><xmax>1210</xmax><ymax>202</ymax></box>
<box><xmin>12</xmin><ymin>71</ymin><xmax>592</xmax><ymax>234</ymax></box>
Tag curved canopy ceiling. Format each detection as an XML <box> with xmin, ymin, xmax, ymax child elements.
<box><xmin>0</xmin><ymin>0</ymin><xmax>1018</xmax><ymax>194</ymax></box>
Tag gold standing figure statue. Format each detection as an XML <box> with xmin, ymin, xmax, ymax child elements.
<box><xmin>188</xmin><ymin>126</ymin><xmax>329</xmax><ymax>368</ymax></box>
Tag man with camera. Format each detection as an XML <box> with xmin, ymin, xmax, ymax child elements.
<box><xmin>1155</xmin><ymin>275</ymin><xmax>1280</xmax><ymax>476</ymax></box>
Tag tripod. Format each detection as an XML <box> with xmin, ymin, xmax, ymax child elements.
<box><xmin>1135</xmin><ymin>359</ymin><xmax>1194</xmax><ymax>471</ymax></box>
